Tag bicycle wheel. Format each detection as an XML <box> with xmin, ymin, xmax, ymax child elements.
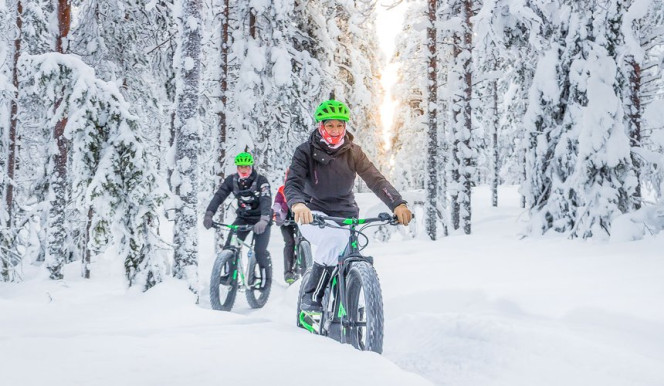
<box><xmin>295</xmin><ymin>269</ymin><xmax>310</xmax><ymax>328</ymax></box>
<box><xmin>210</xmin><ymin>250</ymin><xmax>238</xmax><ymax>311</ymax></box>
<box><xmin>344</xmin><ymin>261</ymin><xmax>384</xmax><ymax>353</ymax></box>
<box><xmin>296</xmin><ymin>240</ymin><xmax>313</xmax><ymax>275</ymax></box>
<box><xmin>245</xmin><ymin>253</ymin><xmax>272</xmax><ymax>308</ymax></box>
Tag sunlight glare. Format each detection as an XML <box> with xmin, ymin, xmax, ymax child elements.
<box><xmin>375</xmin><ymin>1</ymin><xmax>407</xmax><ymax>153</ymax></box>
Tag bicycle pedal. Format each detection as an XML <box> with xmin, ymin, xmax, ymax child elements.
<box><xmin>298</xmin><ymin>311</ymin><xmax>321</xmax><ymax>334</ymax></box>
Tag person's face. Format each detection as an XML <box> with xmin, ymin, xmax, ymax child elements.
<box><xmin>323</xmin><ymin>120</ymin><xmax>346</xmax><ymax>137</ymax></box>
<box><xmin>237</xmin><ymin>165</ymin><xmax>252</xmax><ymax>177</ymax></box>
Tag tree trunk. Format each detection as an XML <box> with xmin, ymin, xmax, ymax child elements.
<box><xmin>5</xmin><ymin>0</ymin><xmax>22</xmax><ymax>228</ymax></box>
<box><xmin>450</xmin><ymin>32</ymin><xmax>461</xmax><ymax>231</ymax></box>
<box><xmin>172</xmin><ymin>0</ymin><xmax>202</xmax><ymax>293</ymax></box>
<box><xmin>82</xmin><ymin>207</ymin><xmax>93</xmax><ymax>278</ymax></box>
<box><xmin>626</xmin><ymin>56</ymin><xmax>642</xmax><ymax>210</ymax></box>
<box><xmin>215</xmin><ymin>0</ymin><xmax>230</xmax><ymax>255</ymax></box>
<box><xmin>460</xmin><ymin>0</ymin><xmax>473</xmax><ymax>235</ymax></box>
<box><xmin>425</xmin><ymin>0</ymin><xmax>439</xmax><ymax>240</ymax></box>
<box><xmin>46</xmin><ymin>0</ymin><xmax>71</xmax><ymax>280</ymax></box>
<box><xmin>491</xmin><ymin>65</ymin><xmax>498</xmax><ymax>207</ymax></box>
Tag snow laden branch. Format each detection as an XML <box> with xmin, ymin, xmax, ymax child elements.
<box><xmin>18</xmin><ymin>53</ymin><xmax>168</xmax><ymax>289</ymax></box>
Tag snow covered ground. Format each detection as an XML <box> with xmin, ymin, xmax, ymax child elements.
<box><xmin>2</xmin><ymin>186</ymin><xmax>664</xmax><ymax>385</ymax></box>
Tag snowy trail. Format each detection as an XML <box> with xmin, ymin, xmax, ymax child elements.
<box><xmin>2</xmin><ymin>186</ymin><xmax>664</xmax><ymax>385</ymax></box>
<box><xmin>0</xmin><ymin>270</ymin><xmax>430</xmax><ymax>386</ymax></box>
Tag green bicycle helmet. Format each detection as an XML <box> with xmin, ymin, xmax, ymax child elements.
<box><xmin>234</xmin><ymin>152</ymin><xmax>254</xmax><ymax>166</ymax></box>
<box><xmin>314</xmin><ymin>100</ymin><xmax>350</xmax><ymax>122</ymax></box>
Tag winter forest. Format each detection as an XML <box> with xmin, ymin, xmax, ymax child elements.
<box><xmin>1</xmin><ymin>0</ymin><xmax>664</xmax><ymax>293</ymax></box>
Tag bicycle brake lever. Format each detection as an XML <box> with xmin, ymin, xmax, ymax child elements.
<box><xmin>378</xmin><ymin>212</ymin><xmax>392</xmax><ymax>221</ymax></box>
<box><xmin>311</xmin><ymin>216</ymin><xmax>326</xmax><ymax>228</ymax></box>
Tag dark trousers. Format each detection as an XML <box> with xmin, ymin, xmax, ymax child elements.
<box><xmin>281</xmin><ymin>224</ymin><xmax>296</xmax><ymax>272</ymax></box>
<box><xmin>224</xmin><ymin>217</ymin><xmax>271</xmax><ymax>268</ymax></box>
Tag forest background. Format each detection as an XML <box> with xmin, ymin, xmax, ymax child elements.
<box><xmin>1</xmin><ymin>0</ymin><xmax>663</xmax><ymax>291</ymax></box>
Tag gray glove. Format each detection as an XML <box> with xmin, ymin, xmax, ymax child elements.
<box><xmin>253</xmin><ymin>215</ymin><xmax>270</xmax><ymax>234</ymax></box>
<box><xmin>203</xmin><ymin>211</ymin><xmax>214</xmax><ymax>229</ymax></box>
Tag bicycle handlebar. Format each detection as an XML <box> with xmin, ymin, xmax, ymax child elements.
<box><xmin>312</xmin><ymin>212</ymin><xmax>412</xmax><ymax>227</ymax></box>
<box><xmin>280</xmin><ymin>219</ymin><xmax>298</xmax><ymax>227</ymax></box>
<box><xmin>210</xmin><ymin>222</ymin><xmax>255</xmax><ymax>232</ymax></box>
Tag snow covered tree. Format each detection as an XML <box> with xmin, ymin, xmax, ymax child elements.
<box><xmin>474</xmin><ymin>0</ymin><xmax>540</xmax><ymax>208</ymax></box>
<box><xmin>172</xmin><ymin>0</ymin><xmax>202</xmax><ymax>292</ymax></box>
<box><xmin>223</xmin><ymin>1</ymin><xmax>299</xmax><ymax>184</ymax></box>
<box><xmin>555</xmin><ymin>1</ymin><xmax>635</xmax><ymax>238</ymax></box>
<box><xmin>19</xmin><ymin>53</ymin><xmax>167</xmax><ymax>287</ymax></box>
<box><xmin>443</xmin><ymin>0</ymin><xmax>475</xmax><ymax>234</ymax></box>
<box><xmin>621</xmin><ymin>0</ymin><xmax>663</xmax><ymax>211</ymax></box>
<box><xmin>390</xmin><ymin>2</ymin><xmax>428</xmax><ymax>191</ymax></box>
<box><xmin>332</xmin><ymin>0</ymin><xmax>383</xmax><ymax>165</ymax></box>
<box><xmin>197</xmin><ymin>0</ymin><xmax>231</xmax><ymax>253</ymax></box>
<box><xmin>43</xmin><ymin>0</ymin><xmax>72</xmax><ymax>279</ymax></box>
<box><xmin>0</xmin><ymin>0</ymin><xmax>18</xmax><ymax>281</ymax></box>
<box><xmin>521</xmin><ymin>0</ymin><xmax>641</xmax><ymax>238</ymax></box>
<box><xmin>69</xmin><ymin>0</ymin><xmax>175</xmax><ymax>157</ymax></box>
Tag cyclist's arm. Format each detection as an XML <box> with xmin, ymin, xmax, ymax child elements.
<box><xmin>257</xmin><ymin>176</ymin><xmax>272</xmax><ymax>217</ymax></box>
<box><xmin>285</xmin><ymin>144</ymin><xmax>309</xmax><ymax>209</ymax></box>
<box><xmin>353</xmin><ymin>145</ymin><xmax>407</xmax><ymax>211</ymax></box>
<box><xmin>206</xmin><ymin>175</ymin><xmax>233</xmax><ymax>214</ymax></box>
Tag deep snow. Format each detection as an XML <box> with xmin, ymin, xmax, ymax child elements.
<box><xmin>1</xmin><ymin>186</ymin><xmax>663</xmax><ymax>385</ymax></box>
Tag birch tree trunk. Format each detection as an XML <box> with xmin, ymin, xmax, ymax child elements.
<box><xmin>490</xmin><ymin>56</ymin><xmax>499</xmax><ymax>208</ymax></box>
<box><xmin>452</xmin><ymin>0</ymin><xmax>473</xmax><ymax>235</ymax></box>
<box><xmin>214</xmin><ymin>0</ymin><xmax>230</xmax><ymax>255</ymax></box>
<box><xmin>172</xmin><ymin>0</ymin><xmax>202</xmax><ymax>293</ymax></box>
<box><xmin>5</xmin><ymin>0</ymin><xmax>21</xmax><ymax>228</ymax></box>
<box><xmin>425</xmin><ymin>0</ymin><xmax>439</xmax><ymax>240</ymax></box>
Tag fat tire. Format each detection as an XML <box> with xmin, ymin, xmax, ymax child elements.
<box><xmin>296</xmin><ymin>269</ymin><xmax>311</xmax><ymax>328</ymax></box>
<box><xmin>345</xmin><ymin>261</ymin><xmax>384</xmax><ymax>353</ymax></box>
<box><xmin>297</xmin><ymin>240</ymin><xmax>313</xmax><ymax>275</ymax></box>
<box><xmin>210</xmin><ymin>250</ymin><xmax>238</xmax><ymax>311</ymax></box>
<box><xmin>245</xmin><ymin>254</ymin><xmax>272</xmax><ymax>309</ymax></box>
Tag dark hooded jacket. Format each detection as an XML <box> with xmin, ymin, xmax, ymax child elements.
<box><xmin>206</xmin><ymin>169</ymin><xmax>272</xmax><ymax>221</ymax></box>
<box><xmin>285</xmin><ymin>129</ymin><xmax>406</xmax><ymax>218</ymax></box>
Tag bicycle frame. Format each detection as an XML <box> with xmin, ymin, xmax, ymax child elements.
<box><xmin>310</xmin><ymin>213</ymin><xmax>395</xmax><ymax>343</ymax></box>
<box><xmin>212</xmin><ymin>222</ymin><xmax>257</xmax><ymax>291</ymax></box>
<box><xmin>281</xmin><ymin>219</ymin><xmax>309</xmax><ymax>271</ymax></box>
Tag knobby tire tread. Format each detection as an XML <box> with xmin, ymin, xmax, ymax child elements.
<box><xmin>210</xmin><ymin>250</ymin><xmax>238</xmax><ymax>311</ymax></box>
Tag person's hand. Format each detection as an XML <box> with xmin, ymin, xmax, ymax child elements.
<box><xmin>253</xmin><ymin>215</ymin><xmax>270</xmax><ymax>234</ymax></box>
<box><xmin>393</xmin><ymin>204</ymin><xmax>412</xmax><ymax>226</ymax></box>
<box><xmin>203</xmin><ymin>211</ymin><xmax>214</xmax><ymax>229</ymax></box>
<box><xmin>292</xmin><ymin>203</ymin><xmax>313</xmax><ymax>225</ymax></box>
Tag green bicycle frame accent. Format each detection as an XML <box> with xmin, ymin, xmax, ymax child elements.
<box><xmin>343</xmin><ymin>218</ymin><xmax>366</xmax><ymax>225</ymax></box>
<box><xmin>337</xmin><ymin>302</ymin><xmax>347</xmax><ymax>318</ymax></box>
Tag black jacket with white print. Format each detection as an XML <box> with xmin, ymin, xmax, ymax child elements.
<box><xmin>285</xmin><ymin>129</ymin><xmax>406</xmax><ymax>218</ymax></box>
<box><xmin>206</xmin><ymin>169</ymin><xmax>272</xmax><ymax>222</ymax></box>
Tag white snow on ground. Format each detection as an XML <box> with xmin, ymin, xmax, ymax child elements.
<box><xmin>2</xmin><ymin>185</ymin><xmax>664</xmax><ymax>385</ymax></box>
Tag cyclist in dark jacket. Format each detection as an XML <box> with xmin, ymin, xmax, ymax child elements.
<box><xmin>204</xmin><ymin>152</ymin><xmax>272</xmax><ymax>285</ymax></box>
<box><xmin>285</xmin><ymin>100</ymin><xmax>412</xmax><ymax>311</ymax></box>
